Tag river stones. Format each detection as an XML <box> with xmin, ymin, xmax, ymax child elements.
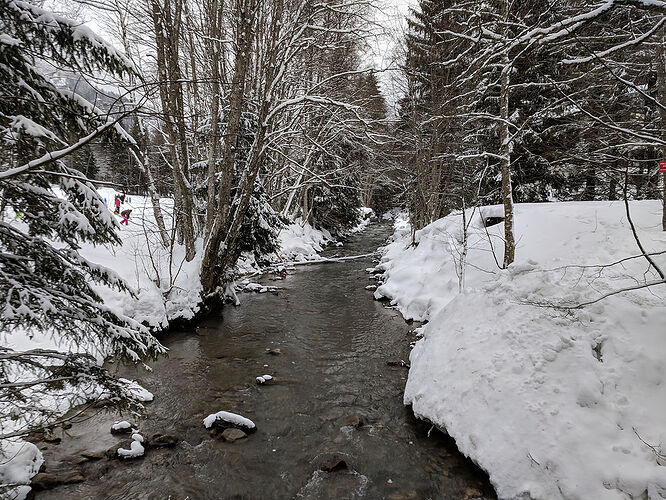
<box><xmin>110</xmin><ymin>421</ymin><xmax>134</xmax><ymax>434</ymax></box>
<box><xmin>105</xmin><ymin>440</ymin><xmax>133</xmax><ymax>459</ymax></box>
<box><xmin>463</xmin><ymin>487</ymin><xmax>484</xmax><ymax>500</ymax></box>
<box><xmin>221</xmin><ymin>428</ymin><xmax>247</xmax><ymax>442</ymax></box>
<box><xmin>145</xmin><ymin>433</ymin><xmax>179</xmax><ymax>448</ymax></box>
<box><xmin>204</xmin><ymin>411</ymin><xmax>256</xmax><ymax>433</ymax></box>
<box><xmin>318</xmin><ymin>454</ymin><xmax>348</xmax><ymax>472</ymax></box>
<box><xmin>31</xmin><ymin>471</ymin><xmax>84</xmax><ymax>491</ymax></box>
<box><xmin>80</xmin><ymin>450</ymin><xmax>104</xmax><ymax>460</ymax></box>
<box><xmin>43</xmin><ymin>430</ymin><xmax>61</xmax><ymax>443</ymax></box>
<box><xmin>341</xmin><ymin>415</ymin><xmax>365</xmax><ymax>429</ymax></box>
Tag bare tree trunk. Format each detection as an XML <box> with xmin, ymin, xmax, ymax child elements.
<box><xmin>201</xmin><ymin>0</ymin><xmax>257</xmax><ymax>293</ymax></box>
<box><xmin>500</xmin><ymin>50</ymin><xmax>515</xmax><ymax>267</ymax></box>
<box><xmin>151</xmin><ymin>0</ymin><xmax>197</xmax><ymax>261</ymax></box>
<box><xmin>583</xmin><ymin>168</ymin><xmax>597</xmax><ymax>200</ymax></box>
<box><xmin>129</xmin><ymin>141</ymin><xmax>170</xmax><ymax>248</ymax></box>
<box><xmin>205</xmin><ymin>0</ymin><xmax>222</xmax><ymax>232</ymax></box>
<box><xmin>205</xmin><ymin>0</ymin><xmax>286</xmax><ymax>293</ymax></box>
<box><xmin>658</xmin><ymin>25</ymin><xmax>666</xmax><ymax>231</ymax></box>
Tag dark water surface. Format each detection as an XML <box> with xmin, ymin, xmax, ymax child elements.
<box><xmin>37</xmin><ymin>223</ymin><xmax>495</xmax><ymax>500</ymax></box>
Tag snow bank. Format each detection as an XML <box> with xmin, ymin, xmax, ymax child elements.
<box><xmin>348</xmin><ymin>207</ymin><xmax>375</xmax><ymax>234</ymax></box>
<box><xmin>81</xmin><ymin>188</ymin><xmax>202</xmax><ymax>328</ymax></box>
<box><xmin>376</xmin><ymin>201</ymin><xmax>666</xmax><ymax>500</ymax></box>
<box><xmin>277</xmin><ymin>219</ymin><xmax>333</xmax><ymax>262</ymax></box>
<box><xmin>0</xmin><ymin>440</ymin><xmax>44</xmax><ymax>500</ymax></box>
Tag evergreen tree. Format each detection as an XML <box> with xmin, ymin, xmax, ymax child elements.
<box><xmin>0</xmin><ymin>0</ymin><xmax>162</xmax><ymax>436</ymax></box>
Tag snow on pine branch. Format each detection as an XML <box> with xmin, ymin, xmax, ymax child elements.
<box><xmin>4</xmin><ymin>0</ymin><xmax>136</xmax><ymax>73</ymax></box>
<box><xmin>0</xmin><ymin>112</ymin><xmax>130</xmax><ymax>180</ymax></box>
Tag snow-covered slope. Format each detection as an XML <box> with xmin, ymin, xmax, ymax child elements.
<box><xmin>375</xmin><ymin>201</ymin><xmax>666</xmax><ymax>500</ymax></box>
<box><xmin>277</xmin><ymin>219</ymin><xmax>334</xmax><ymax>262</ymax></box>
<box><xmin>53</xmin><ymin>188</ymin><xmax>347</xmax><ymax>327</ymax></box>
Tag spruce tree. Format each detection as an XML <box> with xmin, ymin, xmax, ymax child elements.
<box><xmin>0</xmin><ymin>0</ymin><xmax>163</xmax><ymax>437</ymax></box>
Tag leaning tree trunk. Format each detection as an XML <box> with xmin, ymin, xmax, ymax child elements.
<box><xmin>128</xmin><ymin>143</ymin><xmax>170</xmax><ymax>248</ymax></box>
<box><xmin>200</xmin><ymin>0</ymin><xmax>257</xmax><ymax>294</ymax></box>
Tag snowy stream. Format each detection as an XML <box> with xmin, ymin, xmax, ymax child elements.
<box><xmin>35</xmin><ymin>223</ymin><xmax>494</xmax><ymax>499</ymax></box>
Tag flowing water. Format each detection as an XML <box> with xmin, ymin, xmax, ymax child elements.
<box><xmin>36</xmin><ymin>223</ymin><xmax>495</xmax><ymax>500</ymax></box>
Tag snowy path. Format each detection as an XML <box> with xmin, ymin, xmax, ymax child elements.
<box><xmin>34</xmin><ymin>223</ymin><xmax>495</xmax><ymax>499</ymax></box>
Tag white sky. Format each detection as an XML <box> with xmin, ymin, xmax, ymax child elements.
<box><xmin>366</xmin><ymin>0</ymin><xmax>416</xmax><ymax>112</ymax></box>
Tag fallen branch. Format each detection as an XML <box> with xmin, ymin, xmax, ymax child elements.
<box><xmin>279</xmin><ymin>252</ymin><xmax>378</xmax><ymax>267</ymax></box>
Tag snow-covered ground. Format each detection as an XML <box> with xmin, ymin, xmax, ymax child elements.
<box><xmin>374</xmin><ymin>201</ymin><xmax>666</xmax><ymax>499</ymax></box>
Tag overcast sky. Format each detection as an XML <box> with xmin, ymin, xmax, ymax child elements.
<box><xmin>367</xmin><ymin>0</ymin><xmax>416</xmax><ymax>112</ymax></box>
<box><xmin>71</xmin><ymin>0</ymin><xmax>416</xmax><ymax>112</ymax></box>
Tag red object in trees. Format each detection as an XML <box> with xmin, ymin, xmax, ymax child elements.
<box><xmin>660</xmin><ymin>161</ymin><xmax>666</xmax><ymax>173</ymax></box>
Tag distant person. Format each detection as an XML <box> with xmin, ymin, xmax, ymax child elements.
<box><xmin>120</xmin><ymin>192</ymin><xmax>126</xmax><ymax>204</ymax></box>
<box><xmin>114</xmin><ymin>195</ymin><xmax>121</xmax><ymax>214</ymax></box>
<box><xmin>120</xmin><ymin>209</ymin><xmax>132</xmax><ymax>225</ymax></box>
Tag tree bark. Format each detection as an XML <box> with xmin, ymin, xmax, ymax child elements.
<box><xmin>200</xmin><ymin>0</ymin><xmax>257</xmax><ymax>293</ymax></box>
<box><xmin>151</xmin><ymin>0</ymin><xmax>197</xmax><ymax>261</ymax></box>
<box><xmin>205</xmin><ymin>0</ymin><xmax>222</xmax><ymax>233</ymax></box>
<box><xmin>500</xmin><ymin>51</ymin><xmax>515</xmax><ymax>267</ymax></box>
<box><xmin>657</xmin><ymin>25</ymin><xmax>666</xmax><ymax>231</ymax></box>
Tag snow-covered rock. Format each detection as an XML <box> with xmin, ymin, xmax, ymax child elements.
<box><xmin>203</xmin><ymin>411</ymin><xmax>256</xmax><ymax>431</ymax></box>
<box><xmin>110</xmin><ymin>420</ymin><xmax>132</xmax><ymax>433</ymax></box>
<box><xmin>117</xmin><ymin>440</ymin><xmax>144</xmax><ymax>459</ymax></box>
<box><xmin>377</xmin><ymin>201</ymin><xmax>666</xmax><ymax>500</ymax></box>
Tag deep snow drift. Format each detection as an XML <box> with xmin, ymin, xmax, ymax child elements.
<box><xmin>374</xmin><ymin>201</ymin><xmax>666</xmax><ymax>500</ymax></box>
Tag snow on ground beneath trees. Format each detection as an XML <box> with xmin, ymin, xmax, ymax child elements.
<box><xmin>374</xmin><ymin>201</ymin><xmax>666</xmax><ymax>500</ymax></box>
<box><xmin>277</xmin><ymin>218</ymin><xmax>334</xmax><ymax>262</ymax></box>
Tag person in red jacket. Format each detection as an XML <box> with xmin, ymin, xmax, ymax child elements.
<box><xmin>120</xmin><ymin>209</ymin><xmax>132</xmax><ymax>225</ymax></box>
<box><xmin>114</xmin><ymin>195</ymin><xmax>121</xmax><ymax>214</ymax></box>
